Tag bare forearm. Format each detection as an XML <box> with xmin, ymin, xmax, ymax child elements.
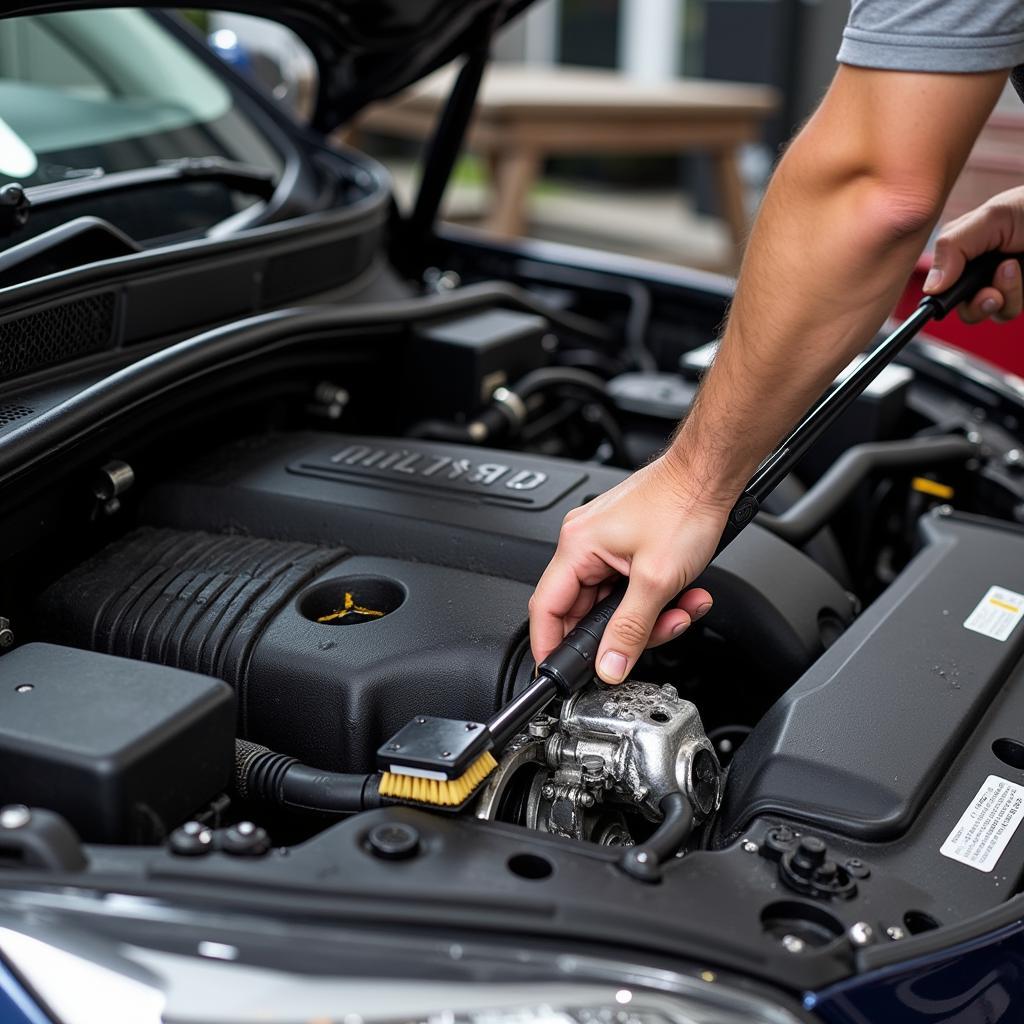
<box><xmin>668</xmin><ymin>67</ymin><xmax>1006</xmax><ymax>505</ymax></box>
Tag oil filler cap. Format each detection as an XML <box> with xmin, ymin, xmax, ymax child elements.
<box><xmin>367</xmin><ymin>822</ymin><xmax>420</xmax><ymax>860</ymax></box>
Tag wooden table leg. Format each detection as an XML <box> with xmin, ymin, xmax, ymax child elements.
<box><xmin>485</xmin><ymin>148</ymin><xmax>542</xmax><ymax>237</ymax></box>
<box><xmin>711</xmin><ymin>147</ymin><xmax>750</xmax><ymax>264</ymax></box>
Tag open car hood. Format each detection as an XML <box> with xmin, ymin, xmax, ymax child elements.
<box><xmin>0</xmin><ymin>0</ymin><xmax>536</xmax><ymax>131</ymax></box>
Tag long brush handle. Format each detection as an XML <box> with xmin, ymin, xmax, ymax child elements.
<box><xmin>506</xmin><ymin>249</ymin><xmax>1024</xmax><ymax>727</ymax></box>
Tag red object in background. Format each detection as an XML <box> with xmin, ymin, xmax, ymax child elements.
<box><xmin>897</xmin><ymin>255</ymin><xmax>1024</xmax><ymax>377</ymax></box>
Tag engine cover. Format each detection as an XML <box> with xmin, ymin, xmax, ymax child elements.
<box><xmin>140</xmin><ymin>432</ymin><xmax>856</xmax><ymax>686</ymax></box>
<box><xmin>32</xmin><ymin>434</ymin><xmax>855</xmax><ymax>773</ymax></box>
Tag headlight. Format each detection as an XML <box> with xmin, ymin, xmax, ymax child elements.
<box><xmin>0</xmin><ymin>918</ymin><xmax>802</xmax><ymax>1024</ymax></box>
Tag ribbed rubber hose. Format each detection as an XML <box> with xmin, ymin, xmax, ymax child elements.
<box><xmin>235</xmin><ymin>740</ymin><xmax>380</xmax><ymax>814</ymax></box>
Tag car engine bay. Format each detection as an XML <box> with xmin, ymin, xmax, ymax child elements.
<box><xmin>2</xmin><ymin>250</ymin><xmax>1024</xmax><ymax>988</ymax></box>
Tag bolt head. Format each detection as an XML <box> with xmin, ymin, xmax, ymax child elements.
<box><xmin>237</xmin><ymin>821</ymin><xmax>255</xmax><ymax>836</ymax></box>
<box><xmin>0</xmin><ymin>804</ymin><xmax>30</xmax><ymax>829</ymax></box>
<box><xmin>848</xmin><ymin>922</ymin><xmax>874</xmax><ymax>947</ymax></box>
<box><xmin>885</xmin><ymin>926</ymin><xmax>905</xmax><ymax>941</ymax></box>
<box><xmin>781</xmin><ymin>934</ymin><xmax>805</xmax><ymax>954</ymax></box>
<box><xmin>541</xmin><ymin>783</ymin><xmax>556</xmax><ymax>800</ymax></box>
<box><xmin>741</xmin><ymin>839</ymin><xmax>759</xmax><ymax>854</ymax></box>
<box><xmin>845</xmin><ymin>857</ymin><xmax>871</xmax><ymax>879</ymax></box>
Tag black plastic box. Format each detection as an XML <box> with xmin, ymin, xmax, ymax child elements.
<box><xmin>408</xmin><ymin>309</ymin><xmax>547</xmax><ymax>417</ymax></box>
<box><xmin>0</xmin><ymin>644</ymin><xmax>234</xmax><ymax>843</ymax></box>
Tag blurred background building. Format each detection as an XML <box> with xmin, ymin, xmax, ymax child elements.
<box><xmin>207</xmin><ymin>1</ymin><xmax>1024</xmax><ymax>284</ymax></box>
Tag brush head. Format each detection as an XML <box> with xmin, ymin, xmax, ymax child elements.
<box><xmin>378</xmin><ymin>751</ymin><xmax>498</xmax><ymax>809</ymax></box>
<box><xmin>377</xmin><ymin>715</ymin><xmax>491</xmax><ymax>779</ymax></box>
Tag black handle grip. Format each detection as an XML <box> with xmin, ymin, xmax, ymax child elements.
<box><xmin>539</xmin><ymin>489</ymin><xmax>761</xmax><ymax>692</ymax></box>
<box><xmin>537</xmin><ymin>578</ymin><xmax>628</xmax><ymax>695</ymax></box>
<box><xmin>921</xmin><ymin>250</ymin><xmax>1024</xmax><ymax>321</ymax></box>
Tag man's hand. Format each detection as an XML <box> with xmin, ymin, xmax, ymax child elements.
<box><xmin>923</xmin><ymin>186</ymin><xmax>1024</xmax><ymax>323</ymax></box>
<box><xmin>529</xmin><ymin>453</ymin><xmax>721</xmax><ymax>684</ymax></box>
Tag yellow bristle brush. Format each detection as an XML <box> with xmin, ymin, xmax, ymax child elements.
<box><xmin>375</xmin><ymin>580</ymin><xmax>631</xmax><ymax>811</ymax></box>
<box><xmin>376</xmin><ymin>714</ymin><xmax>500</xmax><ymax>810</ymax></box>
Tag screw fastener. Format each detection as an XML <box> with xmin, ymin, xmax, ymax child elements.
<box><xmin>741</xmin><ymin>839</ymin><xmax>759</xmax><ymax>854</ymax></box>
<box><xmin>886</xmin><ymin>926</ymin><xmax>905</xmax><ymax>941</ymax></box>
<box><xmin>848</xmin><ymin>922</ymin><xmax>874</xmax><ymax>947</ymax></box>
<box><xmin>781</xmin><ymin>934</ymin><xmax>805</xmax><ymax>954</ymax></box>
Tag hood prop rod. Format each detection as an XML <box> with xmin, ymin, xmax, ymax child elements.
<box><xmin>400</xmin><ymin>4</ymin><xmax>509</xmax><ymax>268</ymax></box>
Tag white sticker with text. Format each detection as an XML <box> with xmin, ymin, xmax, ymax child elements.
<box><xmin>964</xmin><ymin>586</ymin><xmax>1024</xmax><ymax>642</ymax></box>
<box><xmin>940</xmin><ymin>775</ymin><xmax>1024</xmax><ymax>872</ymax></box>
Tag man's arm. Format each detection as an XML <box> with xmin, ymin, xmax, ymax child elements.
<box><xmin>529</xmin><ymin>66</ymin><xmax>1007</xmax><ymax>685</ymax></box>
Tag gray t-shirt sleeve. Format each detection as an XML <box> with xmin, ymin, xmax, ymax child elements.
<box><xmin>837</xmin><ymin>0</ymin><xmax>1024</xmax><ymax>72</ymax></box>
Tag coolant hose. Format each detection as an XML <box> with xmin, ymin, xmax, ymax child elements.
<box><xmin>756</xmin><ymin>434</ymin><xmax>976</xmax><ymax>545</ymax></box>
<box><xmin>619</xmin><ymin>792</ymin><xmax>695</xmax><ymax>882</ymax></box>
<box><xmin>234</xmin><ymin>740</ymin><xmax>381</xmax><ymax>814</ymax></box>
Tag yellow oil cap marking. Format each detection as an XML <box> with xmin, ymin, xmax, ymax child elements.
<box><xmin>912</xmin><ymin>477</ymin><xmax>954</xmax><ymax>500</ymax></box>
<box><xmin>317</xmin><ymin>592</ymin><xmax>385</xmax><ymax>623</ymax></box>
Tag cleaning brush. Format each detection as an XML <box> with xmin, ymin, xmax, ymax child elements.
<box><xmin>376</xmin><ymin>579</ymin><xmax>629</xmax><ymax>810</ymax></box>
<box><xmin>377</xmin><ymin>249</ymin><xmax>1021</xmax><ymax>811</ymax></box>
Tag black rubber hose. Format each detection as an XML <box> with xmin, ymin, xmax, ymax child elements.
<box><xmin>756</xmin><ymin>435</ymin><xmax>976</xmax><ymax>545</ymax></box>
<box><xmin>512</xmin><ymin>366</ymin><xmax>610</xmax><ymax>403</ymax></box>
<box><xmin>235</xmin><ymin>740</ymin><xmax>381</xmax><ymax>814</ymax></box>
<box><xmin>619</xmin><ymin>792</ymin><xmax>695</xmax><ymax>882</ymax></box>
<box><xmin>407</xmin><ymin>369</ymin><xmax>610</xmax><ymax>445</ymax></box>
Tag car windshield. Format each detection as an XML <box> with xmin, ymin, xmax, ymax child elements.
<box><xmin>0</xmin><ymin>8</ymin><xmax>282</xmax><ymax>213</ymax></box>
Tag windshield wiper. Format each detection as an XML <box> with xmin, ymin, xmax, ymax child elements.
<box><xmin>22</xmin><ymin>156</ymin><xmax>277</xmax><ymax>213</ymax></box>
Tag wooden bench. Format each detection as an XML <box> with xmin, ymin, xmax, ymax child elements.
<box><xmin>355</xmin><ymin>63</ymin><xmax>779</xmax><ymax>261</ymax></box>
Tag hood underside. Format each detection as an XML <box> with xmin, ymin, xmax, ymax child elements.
<box><xmin>0</xmin><ymin>0</ymin><xmax>536</xmax><ymax>131</ymax></box>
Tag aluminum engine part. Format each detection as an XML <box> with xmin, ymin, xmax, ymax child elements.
<box><xmin>474</xmin><ymin>721</ymin><xmax>633</xmax><ymax>844</ymax></box>
<box><xmin>554</xmin><ymin>681</ymin><xmax>722</xmax><ymax>820</ymax></box>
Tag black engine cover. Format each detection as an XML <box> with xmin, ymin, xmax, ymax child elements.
<box><xmin>33</xmin><ymin>434</ymin><xmax>854</xmax><ymax>772</ymax></box>
<box><xmin>141</xmin><ymin>432</ymin><xmax>855</xmax><ymax>686</ymax></box>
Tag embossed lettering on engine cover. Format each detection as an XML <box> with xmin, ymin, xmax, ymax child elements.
<box><xmin>289</xmin><ymin>437</ymin><xmax>588</xmax><ymax>509</ymax></box>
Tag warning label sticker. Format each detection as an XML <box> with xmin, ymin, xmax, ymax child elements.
<box><xmin>940</xmin><ymin>775</ymin><xmax>1024</xmax><ymax>872</ymax></box>
<box><xmin>963</xmin><ymin>586</ymin><xmax>1024</xmax><ymax>642</ymax></box>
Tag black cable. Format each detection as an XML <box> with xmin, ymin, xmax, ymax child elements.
<box><xmin>407</xmin><ymin>368</ymin><xmax>612</xmax><ymax>447</ymax></box>
<box><xmin>512</xmin><ymin>366</ymin><xmax>609</xmax><ymax>402</ymax></box>
<box><xmin>512</xmin><ymin>258</ymin><xmax>656</xmax><ymax>371</ymax></box>
<box><xmin>235</xmin><ymin>740</ymin><xmax>380</xmax><ymax>815</ymax></box>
